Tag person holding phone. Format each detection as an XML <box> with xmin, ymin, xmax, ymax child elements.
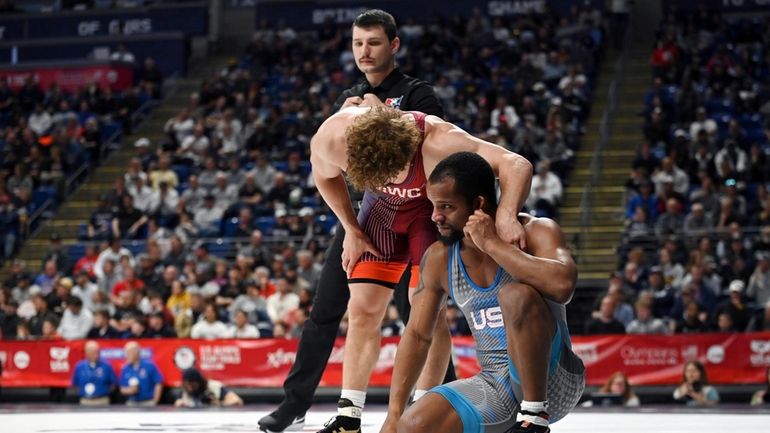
<box><xmin>673</xmin><ymin>361</ymin><xmax>719</xmax><ymax>406</ymax></box>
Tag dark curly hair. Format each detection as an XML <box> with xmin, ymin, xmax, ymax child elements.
<box><xmin>345</xmin><ymin>107</ymin><xmax>421</xmax><ymax>192</ymax></box>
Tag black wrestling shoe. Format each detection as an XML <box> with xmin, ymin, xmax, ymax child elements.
<box><xmin>258</xmin><ymin>405</ymin><xmax>306</xmax><ymax>432</ymax></box>
<box><xmin>316</xmin><ymin>398</ymin><xmax>362</xmax><ymax>433</ymax></box>
<box><xmin>507</xmin><ymin>411</ymin><xmax>550</xmax><ymax>433</ymax></box>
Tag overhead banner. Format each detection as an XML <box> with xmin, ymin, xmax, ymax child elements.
<box><xmin>0</xmin><ymin>3</ymin><xmax>207</xmax><ymax>41</ymax></box>
<box><xmin>1</xmin><ymin>333</ymin><xmax>769</xmax><ymax>388</ymax></box>
<box><xmin>664</xmin><ymin>0</ymin><xmax>770</xmax><ymax>12</ymax></box>
<box><xmin>252</xmin><ymin>0</ymin><xmax>605</xmax><ymax>29</ymax></box>
<box><xmin>0</xmin><ymin>62</ymin><xmax>134</xmax><ymax>93</ymax></box>
<box><xmin>0</xmin><ymin>33</ymin><xmax>188</xmax><ymax>76</ymax></box>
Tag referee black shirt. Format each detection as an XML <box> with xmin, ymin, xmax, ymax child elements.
<box><xmin>331</xmin><ymin>68</ymin><xmax>445</xmax><ymax>118</ymax></box>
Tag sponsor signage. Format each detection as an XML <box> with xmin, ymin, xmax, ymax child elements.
<box><xmin>1</xmin><ymin>333</ymin><xmax>767</xmax><ymax>388</ymax></box>
<box><xmin>0</xmin><ymin>62</ymin><xmax>134</xmax><ymax>92</ymax></box>
<box><xmin>0</xmin><ymin>3</ymin><xmax>207</xmax><ymax>41</ymax></box>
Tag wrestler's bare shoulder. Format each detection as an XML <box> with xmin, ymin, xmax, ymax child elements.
<box><xmin>422</xmin><ymin>241</ymin><xmax>451</xmax><ymax>272</ymax></box>
<box><xmin>517</xmin><ymin>214</ymin><xmax>566</xmax><ymax>248</ymax></box>
<box><xmin>518</xmin><ymin>213</ymin><xmax>560</xmax><ymax>231</ymax></box>
<box><xmin>420</xmin><ymin>241</ymin><xmax>451</xmax><ymax>292</ymax></box>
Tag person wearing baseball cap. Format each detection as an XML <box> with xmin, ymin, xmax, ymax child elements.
<box><xmin>174</xmin><ymin>367</ymin><xmax>243</xmax><ymax>408</ymax></box>
<box><xmin>714</xmin><ymin>280</ymin><xmax>751</xmax><ymax>332</ymax></box>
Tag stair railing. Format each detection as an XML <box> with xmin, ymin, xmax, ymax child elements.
<box><xmin>577</xmin><ymin>33</ymin><xmax>627</xmax><ymax>258</ymax></box>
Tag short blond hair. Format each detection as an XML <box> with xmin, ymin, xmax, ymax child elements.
<box><xmin>345</xmin><ymin>107</ymin><xmax>421</xmax><ymax>191</ymax></box>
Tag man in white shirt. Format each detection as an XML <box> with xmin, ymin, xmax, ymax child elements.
<box><xmin>626</xmin><ymin>297</ymin><xmax>669</xmax><ymax>334</ymax></box>
<box><xmin>72</xmin><ymin>271</ymin><xmax>99</xmax><ymax>312</ymax></box>
<box><xmin>652</xmin><ymin>157</ymin><xmax>689</xmax><ymax>197</ymax></box>
<box><xmin>180</xmin><ymin>175</ymin><xmax>208</xmax><ymax>215</ymax></box>
<box><xmin>164</xmin><ymin>108</ymin><xmax>195</xmax><ymax>146</ymax></box>
<box><xmin>248</xmin><ymin>154</ymin><xmax>277</xmax><ymax>194</ymax></box>
<box><xmin>148</xmin><ymin>182</ymin><xmax>179</xmax><ymax>218</ymax></box>
<box><xmin>179</xmin><ymin>124</ymin><xmax>210</xmax><ymax>164</ymax></box>
<box><xmin>689</xmin><ymin>106</ymin><xmax>718</xmax><ymax>141</ymax></box>
<box><xmin>714</xmin><ymin>140</ymin><xmax>748</xmax><ymax>179</ymax></box>
<box><xmin>58</xmin><ymin>297</ymin><xmax>94</xmax><ymax>340</ymax></box>
<box><xmin>266</xmin><ymin>277</ymin><xmax>299</xmax><ymax>324</ymax></box>
<box><xmin>94</xmin><ymin>238</ymin><xmax>134</xmax><ymax>280</ymax></box>
<box><xmin>194</xmin><ymin>195</ymin><xmax>224</xmax><ymax>232</ymax></box>
<box><xmin>525</xmin><ymin>160</ymin><xmax>563</xmax><ymax>217</ymax></box>
<box><xmin>211</xmin><ymin>173</ymin><xmax>239</xmax><ymax>211</ymax></box>
<box><xmin>489</xmin><ymin>96</ymin><xmax>519</xmax><ymax>131</ymax></box>
<box><xmin>128</xmin><ymin>176</ymin><xmax>154</xmax><ymax>213</ymax></box>
<box><xmin>28</xmin><ymin>104</ymin><xmax>52</xmax><ymax>136</ymax></box>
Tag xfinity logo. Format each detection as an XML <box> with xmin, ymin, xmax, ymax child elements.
<box><xmin>469</xmin><ymin>306</ymin><xmax>504</xmax><ymax>330</ymax></box>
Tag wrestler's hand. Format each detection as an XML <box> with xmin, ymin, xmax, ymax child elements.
<box><xmin>342</xmin><ymin>227</ymin><xmax>383</xmax><ymax>278</ymax></box>
<box><xmin>495</xmin><ymin>207</ymin><xmax>527</xmax><ymax>250</ymax></box>
<box><xmin>360</xmin><ymin>93</ymin><xmax>385</xmax><ymax>107</ymax></box>
<box><xmin>340</xmin><ymin>96</ymin><xmax>363</xmax><ymax>109</ymax></box>
<box><xmin>464</xmin><ymin>209</ymin><xmax>503</xmax><ymax>253</ymax></box>
<box><xmin>379</xmin><ymin>414</ymin><xmax>400</xmax><ymax>433</ymax></box>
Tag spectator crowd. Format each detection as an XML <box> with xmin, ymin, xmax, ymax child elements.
<box><xmin>0</xmin><ymin>48</ymin><xmax>164</xmax><ymax>264</ymax></box>
<box><xmin>0</xmin><ymin>5</ymin><xmax>605</xmax><ymax>343</ymax></box>
<box><xmin>592</xmin><ymin>9</ymin><xmax>770</xmax><ymax>336</ymax></box>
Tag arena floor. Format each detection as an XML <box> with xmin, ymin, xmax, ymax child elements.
<box><xmin>0</xmin><ymin>404</ymin><xmax>769</xmax><ymax>432</ymax></box>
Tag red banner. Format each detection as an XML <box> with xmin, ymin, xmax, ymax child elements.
<box><xmin>0</xmin><ymin>63</ymin><xmax>134</xmax><ymax>93</ymax></box>
<box><xmin>1</xmin><ymin>333</ymin><xmax>769</xmax><ymax>388</ymax></box>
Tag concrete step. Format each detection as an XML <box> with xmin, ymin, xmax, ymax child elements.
<box><xmin>562</xmin><ymin>198</ymin><xmax>624</xmax><ymax>209</ymax></box>
<box><xmin>575</xmin><ymin>149</ymin><xmax>635</xmax><ymax>158</ymax></box>
<box><xmin>562</xmin><ymin>225</ymin><xmax>625</xmax><ymax>235</ymax></box>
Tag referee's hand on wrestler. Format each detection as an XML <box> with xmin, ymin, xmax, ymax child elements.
<box><xmin>360</xmin><ymin>93</ymin><xmax>385</xmax><ymax>107</ymax></box>
<box><xmin>342</xmin><ymin>227</ymin><xmax>383</xmax><ymax>278</ymax></box>
<box><xmin>495</xmin><ymin>207</ymin><xmax>527</xmax><ymax>250</ymax></box>
<box><xmin>340</xmin><ymin>96</ymin><xmax>364</xmax><ymax>109</ymax></box>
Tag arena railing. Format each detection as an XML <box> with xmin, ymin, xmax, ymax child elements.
<box><xmin>577</xmin><ymin>46</ymin><xmax>626</xmax><ymax>257</ymax></box>
<box><xmin>617</xmin><ymin>224</ymin><xmax>765</xmax><ymax>258</ymax></box>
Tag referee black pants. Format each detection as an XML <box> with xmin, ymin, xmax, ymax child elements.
<box><xmin>281</xmin><ymin>225</ymin><xmax>456</xmax><ymax>413</ymax></box>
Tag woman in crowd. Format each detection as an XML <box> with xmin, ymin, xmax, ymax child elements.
<box><xmin>673</xmin><ymin>361</ymin><xmax>719</xmax><ymax>406</ymax></box>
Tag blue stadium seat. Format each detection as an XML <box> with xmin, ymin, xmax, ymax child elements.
<box><xmin>33</xmin><ymin>186</ymin><xmax>58</xmax><ymax>210</ymax></box>
<box><xmin>299</xmin><ymin>161</ymin><xmax>312</xmax><ymax>176</ymax></box>
<box><xmin>301</xmin><ymin>196</ymin><xmax>319</xmax><ymax>207</ymax></box>
<box><xmin>77</xmin><ymin>224</ymin><xmax>89</xmax><ymax>240</ymax></box>
<box><xmin>316</xmin><ymin>214</ymin><xmax>338</xmax><ymax>234</ymax></box>
<box><xmin>256</xmin><ymin>216</ymin><xmax>276</xmax><ymax>234</ymax></box>
<box><xmin>125</xmin><ymin>241</ymin><xmax>147</xmax><ymax>256</ymax></box>
<box><xmin>272</xmin><ymin>161</ymin><xmax>288</xmax><ymax>172</ymax></box>
<box><xmin>68</xmin><ymin>244</ymin><xmax>87</xmax><ymax>261</ymax></box>
<box><xmin>208</xmin><ymin>240</ymin><xmax>234</xmax><ymax>258</ymax></box>
<box><xmin>222</xmin><ymin>217</ymin><xmax>240</xmax><ymax>237</ymax></box>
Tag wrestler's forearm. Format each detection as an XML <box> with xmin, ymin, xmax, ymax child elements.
<box><xmin>484</xmin><ymin>239</ymin><xmax>575</xmax><ymax>304</ymax></box>
<box><xmin>313</xmin><ymin>173</ymin><xmax>361</xmax><ymax>233</ymax></box>
<box><xmin>387</xmin><ymin>328</ymin><xmax>433</xmax><ymax>417</ymax></box>
<box><xmin>497</xmin><ymin>154</ymin><xmax>533</xmax><ymax>213</ymax></box>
